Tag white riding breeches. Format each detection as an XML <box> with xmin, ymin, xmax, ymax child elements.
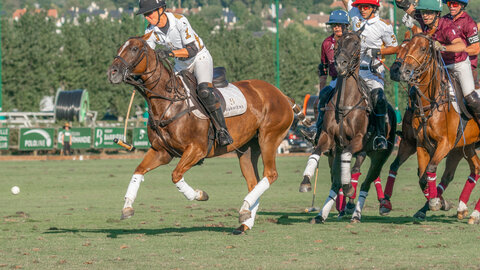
<box><xmin>359</xmin><ymin>69</ymin><xmax>385</xmax><ymax>90</ymax></box>
<box><xmin>174</xmin><ymin>48</ymin><xmax>213</xmax><ymax>84</ymax></box>
<box><xmin>446</xmin><ymin>58</ymin><xmax>475</xmax><ymax>97</ymax></box>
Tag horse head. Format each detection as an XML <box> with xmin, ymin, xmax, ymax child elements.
<box><xmin>392</xmin><ymin>34</ymin><xmax>435</xmax><ymax>84</ymax></box>
<box><xmin>390</xmin><ymin>31</ymin><xmax>412</xmax><ymax>82</ymax></box>
<box><xmin>334</xmin><ymin>31</ymin><xmax>361</xmax><ymax>76</ymax></box>
<box><xmin>108</xmin><ymin>32</ymin><xmax>155</xmax><ymax>84</ymax></box>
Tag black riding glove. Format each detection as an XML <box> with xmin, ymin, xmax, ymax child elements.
<box><xmin>157</xmin><ymin>49</ymin><xmax>174</xmax><ymax>58</ymax></box>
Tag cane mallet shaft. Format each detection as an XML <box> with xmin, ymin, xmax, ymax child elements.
<box><xmin>114</xmin><ymin>90</ymin><xmax>137</xmax><ymax>151</ymax></box>
<box><xmin>305</xmin><ymin>167</ymin><xmax>320</xmax><ymax>212</ymax></box>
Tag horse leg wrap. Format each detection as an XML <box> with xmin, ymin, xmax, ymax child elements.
<box><xmin>303</xmin><ymin>154</ymin><xmax>320</xmax><ymax>179</ymax></box>
<box><xmin>175</xmin><ymin>178</ymin><xmax>197</xmax><ymax>201</ymax></box>
<box><xmin>384</xmin><ymin>170</ymin><xmax>397</xmax><ymax>198</ymax></box>
<box><xmin>436</xmin><ymin>183</ymin><xmax>447</xmax><ymax>197</ymax></box>
<box><xmin>426</xmin><ymin>172</ymin><xmax>437</xmax><ymax>199</ymax></box>
<box><xmin>340</xmin><ymin>152</ymin><xmax>352</xmax><ymax>185</ymax></box>
<box><xmin>459</xmin><ymin>173</ymin><xmax>478</xmax><ymax>204</ymax></box>
<box><xmin>242</xmin><ymin>200</ymin><xmax>260</xmax><ymax>229</ymax></box>
<box><xmin>354</xmin><ymin>191</ymin><xmax>368</xmax><ymax>216</ymax></box>
<box><xmin>350</xmin><ymin>172</ymin><xmax>361</xmax><ymax>199</ymax></box>
<box><xmin>336</xmin><ymin>189</ymin><xmax>346</xmax><ymax>212</ymax></box>
<box><xmin>374</xmin><ymin>177</ymin><xmax>385</xmax><ymax>201</ymax></box>
<box><xmin>124</xmin><ymin>174</ymin><xmax>144</xmax><ymax>208</ymax></box>
<box><xmin>244</xmin><ymin>177</ymin><xmax>270</xmax><ymax>207</ymax></box>
<box><xmin>320</xmin><ymin>190</ymin><xmax>337</xmax><ymax>220</ymax></box>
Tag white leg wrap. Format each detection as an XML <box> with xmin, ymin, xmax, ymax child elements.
<box><xmin>303</xmin><ymin>154</ymin><xmax>320</xmax><ymax>178</ymax></box>
<box><xmin>458</xmin><ymin>201</ymin><xmax>468</xmax><ymax>212</ymax></box>
<box><xmin>340</xmin><ymin>152</ymin><xmax>352</xmax><ymax>185</ymax></box>
<box><xmin>124</xmin><ymin>174</ymin><xmax>144</xmax><ymax>207</ymax></box>
<box><xmin>244</xmin><ymin>177</ymin><xmax>270</xmax><ymax>207</ymax></box>
<box><xmin>320</xmin><ymin>190</ymin><xmax>337</xmax><ymax>220</ymax></box>
<box><xmin>471</xmin><ymin>210</ymin><xmax>480</xmax><ymax>218</ymax></box>
<box><xmin>355</xmin><ymin>191</ymin><xmax>368</xmax><ymax>214</ymax></box>
<box><xmin>175</xmin><ymin>178</ymin><xmax>196</xmax><ymax>201</ymax></box>
<box><xmin>242</xmin><ymin>200</ymin><xmax>260</xmax><ymax>229</ymax></box>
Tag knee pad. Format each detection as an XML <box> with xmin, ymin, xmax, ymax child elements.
<box><xmin>197</xmin><ymin>82</ymin><xmax>210</xmax><ymax>99</ymax></box>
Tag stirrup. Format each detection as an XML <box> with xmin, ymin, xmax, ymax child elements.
<box><xmin>217</xmin><ymin>129</ymin><xmax>233</xmax><ymax>146</ymax></box>
<box><xmin>300</xmin><ymin>128</ymin><xmax>316</xmax><ymax>144</ymax></box>
<box><xmin>373</xmin><ymin>136</ymin><xmax>388</xmax><ymax>150</ymax></box>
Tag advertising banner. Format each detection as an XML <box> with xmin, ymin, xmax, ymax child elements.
<box><xmin>94</xmin><ymin>127</ymin><xmax>124</xmax><ymax>149</ymax></box>
<box><xmin>132</xmin><ymin>127</ymin><xmax>150</xmax><ymax>149</ymax></box>
<box><xmin>0</xmin><ymin>128</ymin><xmax>9</xmax><ymax>150</ymax></box>
<box><xmin>57</xmin><ymin>128</ymin><xmax>92</xmax><ymax>149</ymax></box>
<box><xmin>19</xmin><ymin>128</ymin><xmax>55</xmax><ymax>150</ymax></box>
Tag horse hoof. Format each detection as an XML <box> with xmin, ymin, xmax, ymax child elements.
<box><xmin>310</xmin><ymin>216</ymin><xmax>325</xmax><ymax>224</ymax></box>
<box><xmin>121</xmin><ymin>207</ymin><xmax>134</xmax><ymax>220</ymax></box>
<box><xmin>440</xmin><ymin>199</ymin><xmax>452</xmax><ymax>211</ymax></box>
<box><xmin>428</xmin><ymin>198</ymin><xmax>441</xmax><ymax>211</ymax></box>
<box><xmin>350</xmin><ymin>216</ymin><xmax>361</xmax><ymax>223</ymax></box>
<box><xmin>379</xmin><ymin>199</ymin><xmax>392</xmax><ymax>216</ymax></box>
<box><xmin>238</xmin><ymin>210</ymin><xmax>251</xmax><ymax>223</ymax></box>
<box><xmin>299</xmin><ymin>184</ymin><xmax>312</xmax><ymax>193</ymax></box>
<box><xmin>413</xmin><ymin>211</ymin><xmax>426</xmax><ymax>221</ymax></box>
<box><xmin>468</xmin><ymin>216</ymin><xmax>479</xmax><ymax>225</ymax></box>
<box><xmin>232</xmin><ymin>224</ymin><xmax>249</xmax><ymax>235</ymax></box>
<box><xmin>195</xmin><ymin>190</ymin><xmax>209</xmax><ymax>201</ymax></box>
<box><xmin>342</xmin><ymin>184</ymin><xmax>355</xmax><ymax>198</ymax></box>
<box><xmin>299</xmin><ymin>176</ymin><xmax>312</xmax><ymax>193</ymax></box>
<box><xmin>345</xmin><ymin>201</ymin><xmax>356</xmax><ymax>215</ymax></box>
<box><xmin>457</xmin><ymin>210</ymin><xmax>469</xmax><ymax>220</ymax></box>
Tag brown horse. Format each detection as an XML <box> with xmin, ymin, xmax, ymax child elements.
<box><xmin>392</xmin><ymin>33</ymin><xmax>480</xmax><ymax>217</ymax></box>
<box><xmin>305</xmin><ymin>30</ymin><xmax>396</xmax><ymax>223</ymax></box>
<box><xmin>107</xmin><ymin>32</ymin><xmax>297</xmax><ymax>235</ymax></box>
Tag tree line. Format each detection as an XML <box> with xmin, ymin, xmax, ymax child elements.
<box><xmin>1</xmin><ymin>8</ymin><xmax>411</xmax><ymax>119</ymax></box>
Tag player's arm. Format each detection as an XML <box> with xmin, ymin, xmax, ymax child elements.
<box><xmin>395</xmin><ymin>0</ymin><xmax>415</xmax><ymax>16</ymax></box>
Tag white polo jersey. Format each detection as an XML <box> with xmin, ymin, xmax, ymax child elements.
<box><xmin>347</xmin><ymin>0</ymin><xmax>397</xmax><ymax>69</ymax></box>
<box><xmin>145</xmin><ymin>12</ymin><xmax>206</xmax><ymax>70</ymax></box>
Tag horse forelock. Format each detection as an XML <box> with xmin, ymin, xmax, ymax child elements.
<box><xmin>118</xmin><ymin>40</ymin><xmax>131</xmax><ymax>56</ymax></box>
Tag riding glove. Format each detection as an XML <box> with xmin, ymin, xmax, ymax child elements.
<box><xmin>157</xmin><ymin>49</ymin><xmax>174</xmax><ymax>58</ymax></box>
<box><xmin>433</xmin><ymin>41</ymin><xmax>446</xmax><ymax>52</ymax></box>
<box><xmin>365</xmin><ymin>48</ymin><xmax>380</xmax><ymax>59</ymax></box>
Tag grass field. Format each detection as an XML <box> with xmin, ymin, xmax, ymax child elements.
<box><xmin>1</xmin><ymin>155</ymin><xmax>480</xmax><ymax>269</ymax></box>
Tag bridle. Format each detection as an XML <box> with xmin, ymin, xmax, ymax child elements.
<box><xmin>113</xmin><ymin>37</ymin><xmax>191</xmax><ymax>157</ymax></box>
<box><xmin>334</xmin><ymin>32</ymin><xmax>361</xmax><ymax>77</ymax></box>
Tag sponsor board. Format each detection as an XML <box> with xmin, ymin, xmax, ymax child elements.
<box><xmin>94</xmin><ymin>127</ymin><xmax>124</xmax><ymax>148</ymax></box>
<box><xmin>57</xmin><ymin>128</ymin><xmax>92</xmax><ymax>149</ymax></box>
<box><xmin>19</xmin><ymin>128</ymin><xmax>55</xmax><ymax>150</ymax></box>
<box><xmin>0</xmin><ymin>128</ymin><xmax>9</xmax><ymax>150</ymax></box>
<box><xmin>133</xmin><ymin>127</ymin><xmax>151</xmax><ymax>149</ymax></box>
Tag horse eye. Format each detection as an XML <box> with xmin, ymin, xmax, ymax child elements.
<box><xmin>132</xmin><ymin>46</ymin><xmax>139</xmax><ymax>52</ymax></box>
<box><xmin>420</xmin><ymin>47</ymin><xmax>426</xmax><ymax>52</ymax></box>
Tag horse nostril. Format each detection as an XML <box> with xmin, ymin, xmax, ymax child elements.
<box><xmin>111</xmin><ymin>68</ymin><xmax>118</xmax><ymax>75</ymax></box>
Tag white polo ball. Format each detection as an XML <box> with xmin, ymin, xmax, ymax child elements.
<box><xmin>11</xmin><ymin>186</ymin><xmax>20</xmax><ymax>195</ymax></box>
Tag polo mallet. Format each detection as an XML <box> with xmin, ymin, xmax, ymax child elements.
<box><xmin>114</xmin><ymin>90</ymin><xmax>136</xmax><ymax>151</ymax></box>
<box><xmin>304</xmin><ymin>166</ymin><xmax>320</xmax><ymax>213</ymax></box>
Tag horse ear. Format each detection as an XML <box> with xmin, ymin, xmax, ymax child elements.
<box><xmin>404</xmin><ymin>31</ymin><xmax>411</xmax><ymax>40</ymax></box>
<box><xmin>142</xmin><ymin>31</ymin><xmax>153</xmax><ymax>41</ymax></box>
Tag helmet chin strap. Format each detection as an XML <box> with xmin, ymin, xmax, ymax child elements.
<box><xmin>154</xmin><ymin>7</ymin><xmax>166</xmax><ymax>26</ymax></box>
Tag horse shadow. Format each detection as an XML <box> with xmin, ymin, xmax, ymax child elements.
<box><xmin>43</xmin><ymin>226</ymin><xmax>235</xmax><ymax>239</ymax></box>
<box><xmin>257</xmin><ymin>211</ymin><xmax>459</xmax><ymax>225</ymax></box>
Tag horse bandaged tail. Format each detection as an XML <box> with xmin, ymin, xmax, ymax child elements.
<box><xmin>181</xmin><ymin>80</ymin><xmax>247</xmax><ymax>120</ymax></box>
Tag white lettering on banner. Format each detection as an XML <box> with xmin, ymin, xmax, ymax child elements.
<box><xmin>134</xmin><ymin>141</ymin><xmax>149</xmax><ymax>146</ymax></box>
<box><xmin>0</xmin><ymin>129</ymin><xmax>8</xmax><ymax>135</ymax></box>
<box><xmin>72</xmin><ymin>136</ymin><xmax>91</xmax><ymax>143</ymax></box>
<box><xmin>0</xmin><ymin>137</ymin><xmax>7</xmax><ymax>142</ymax></box>
<box><xmin>95</xmin><ymin>129</ymin><xmax>103</xmax><ymax>146</ymax></box>
<box><xmin>0</xmin><ymin>142</ymin><xmax>7</xmax><ymax>148</ymax></box>
<box><xmin>25</xmin><ymin>140</ymin><xmax>46</xmax><ymax>147</ymax></box>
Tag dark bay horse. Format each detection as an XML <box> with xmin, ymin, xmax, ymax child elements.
<box><xmin>306</xmin><ymin>30</ymin><xmax>396</xmax><ymax>223</ymax></box>
<box><xmin>392</xmin><ymin>33</ymin><xmax>480</xmax><ymax>217</ymax></box>
<box><xmin>107</xmin><ymin>32</ymin><xmax>298</xmax><ymax>234</ymax></box>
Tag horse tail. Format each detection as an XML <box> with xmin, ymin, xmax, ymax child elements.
<box><xmin>287</xmin><ymin>97</ymin><xmax>313</xmax><ymax>127</ymax></box>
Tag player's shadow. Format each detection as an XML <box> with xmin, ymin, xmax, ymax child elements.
<box><xmin>43</xmin><ymin>226</ymin><xmax>235</xmax><ymax>238</ymax></box>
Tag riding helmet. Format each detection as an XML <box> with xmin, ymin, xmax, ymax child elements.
<box><xmin>137</xmin><ymin>0</ymin><xmax>167</xmax><ymax>15</ymax></box>
<box><xmin>416</xmin><ymin>0</ymin><xmax>443</xmax><ymax>11</ymax></box>
<box><xmin>442</xmin><ymin>0</ymin><xmax>468</xmax><ymax>7</ymax></box>
<box><xmin>352</xmin><ymin>0</ymin><xmax>380</xmax><ymax>7</ymax></box>
<box><xmin>327</xmin><ymin>10</ymin><xmax>350</xmax><ymax>25</ymax></box>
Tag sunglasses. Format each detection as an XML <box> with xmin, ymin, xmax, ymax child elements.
<box><xmin>330</xmin><ymin>24</ymin><xmax>344</xmax><ymax>27</ymax></box>
<box><xmin>357</xmin><ymin>4</ymin><xmax>373</xmax><ymax>11</ymax></box>
<box><xmin>447</xmin><ymin>1</ymin><xmax>461</xmax><ymax>8</ymax></box>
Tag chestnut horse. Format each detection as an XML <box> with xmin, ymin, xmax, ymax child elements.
<box><xmin>305</xmin><ymin>30</ymin><xmax>396</xmax><ymax>223</ymax></box>
<box><xmin>107</xmin><ymin>32</ymin><xmax>298</xmax><ymax>235</ymax></box>
<box><xmin>392</xmin><ymin>33</ymin><xmax>480</xmax><ymax>219</ymax></box>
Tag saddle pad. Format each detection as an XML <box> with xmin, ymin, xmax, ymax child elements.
<box><xmin>188</xmin><ymin>83</ymin><xmax>247</xmax><ymax>120</ymax></box>
<box><xmin>448</xmin><ymin>84</ymin><xmax>461</xmax><ymax>114</ymax></box>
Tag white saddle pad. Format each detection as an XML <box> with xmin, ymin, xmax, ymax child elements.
<box><xmin>179</xmin><ymin>76</ymin><xmax>247</xmax><ymax>120</ymax></box>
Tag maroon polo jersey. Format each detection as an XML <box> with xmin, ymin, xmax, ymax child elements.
<box><xmin>444</xmin><ymin>11</ymin><xmax>479</xmax><ymax>69</ymax></box>
<box><xmin>321</xmin><ymin>34</ymin><xmax>338</xmax><ymax>78</ymax></box>
<box><xmin>415</xmin><ymin>12</ymin><xmax>468</xmax><ymax>65</ymax></box>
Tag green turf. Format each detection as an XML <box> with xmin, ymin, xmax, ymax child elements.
<box><xmin>1</xmin><ymin>155</ymin><xmax>480</xmax><ymax>269</ymax></box>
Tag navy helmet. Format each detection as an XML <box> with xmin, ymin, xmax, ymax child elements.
<box><xmin>442</xmin><ymin>0</ymin><xmax>468</xmax><ymax>7</ymax></box>
<box><xmin>327</xmin><ymin>10</ymin><xmax>350</xmax><ymax>25</ymax></box>
<box><xmin>137</xmin><ymin>0</ymin><xmax>167</xmax><ymax>15</ymax></box>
